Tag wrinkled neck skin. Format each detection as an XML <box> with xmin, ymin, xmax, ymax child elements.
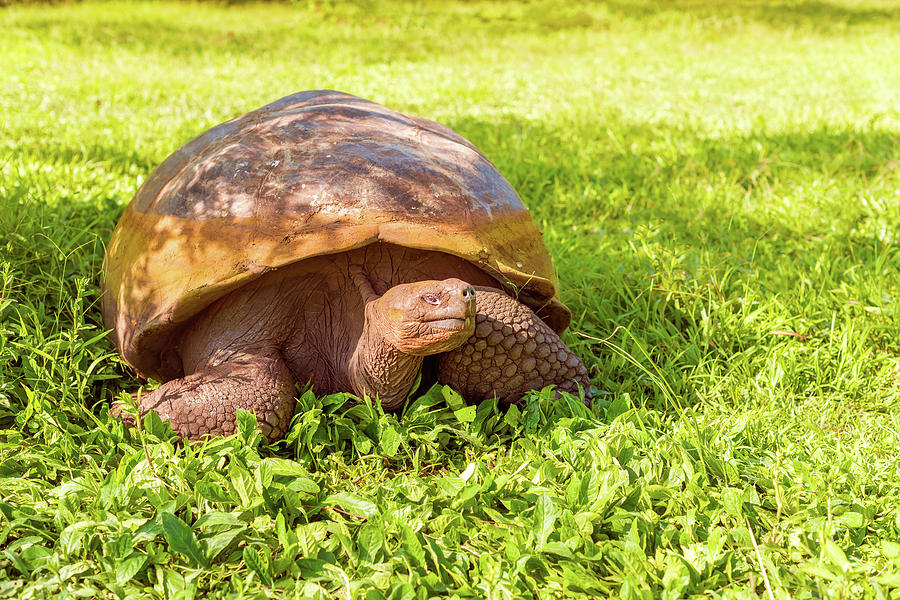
<box><xmin>348</xmin><ymin>302</ymin><xmax>422</xmax><ymax>410</ymax></box>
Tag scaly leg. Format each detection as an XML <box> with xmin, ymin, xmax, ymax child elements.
<box><xmin>118</xmin><ymin>351</ymin><xmax>297</xmax><ymax>442</ymax></box>
<box><xmin>436</xmin><ymin>288</ymin><xmax>591</xmax><ymax>404</ymax></box>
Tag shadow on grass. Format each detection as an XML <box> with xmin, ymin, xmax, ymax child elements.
<box><xmin>602</xmin><ymin>0</ymin><xmax>900</xmax><ymax>30</ymax></box>
<box><xmin>447</xmin><ymin>113</ymin><xmax>899</xmax><ymax>226</ymax></box>
<box><xmin>12</xmin><ymin>0</ymin><xmax>900</xmax><ymax>65</ymax></box>
<box><xmin>11</xmin><ymin>6</ymin><xmax>474</xmax><ymax>63</ymax></box>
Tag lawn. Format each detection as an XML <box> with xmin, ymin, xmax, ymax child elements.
<box><xmin>2</xmin><ymin>0</ymin><xmax>900</xmax><ymax>597</ymax></box>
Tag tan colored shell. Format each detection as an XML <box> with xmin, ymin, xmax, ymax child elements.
<box><xmin>102</xmin><ymin>90</ymin><xmax>570</xmax><ymax>380</ymax></box>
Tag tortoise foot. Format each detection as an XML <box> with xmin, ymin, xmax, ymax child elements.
<box><xmin>116</xmin><ymin>352</ymin><xmax>297</xmax><ymax>442</ymax></box>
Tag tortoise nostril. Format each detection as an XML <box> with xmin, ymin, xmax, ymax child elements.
<box><xmin>462</xmin><ymin>286</ymin><xmax>475</xmax><ymax>300</ymax></box>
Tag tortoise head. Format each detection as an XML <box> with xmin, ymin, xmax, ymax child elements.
<box><xmin>365</xmin><ymin>279</ymin><xmax>476</xmax><ymax>356</ymax></box>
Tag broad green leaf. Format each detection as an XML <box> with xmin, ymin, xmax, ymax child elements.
<box><xmin>115</xmin><ymin>553</ymin><xmax>147</xmax><ymax>586</ymax></box>
<box><xmin>503</xmin><ymin>404</ymin><xmax>522</xmax><ymax>428</ymax></box>
<box><xmin>134</xmin><ymin>518</ymin><xmax>164</xmax><ymax>544</ymax></box>
<box><xmin>256</xmin><ymin>459</ymin><xmax>274</xmax><ymax>490</ymax></box>
<box><xmin>380</xmin><ymin>425</ymin><xmax>401</xmax><ymax>456</ymax></box>
<box><xmin>142</xmin><ymin>410</ymin><xmax>170</xmax><ymax>439</ymax></box>
<box><xmin>59</xmin><ymin>521</ymin><xmax>94</xmax><ymax>556</ymax></box>
<box><xmin>441</xmin><ymin>386</ymin><xmax>466</xmax><ymax>411</ymax></box>
<box><xmin>437</xmin><ymin>475</ymin><xmax>465</xmax><ymax>497</ymax></box>
<box><xmin>194</xmin><ymin>512</ymin><xmax>247</xmax><ymax>529</ymax></box>
<box><xmin>823</xmin><ymin>540</ymin><xmax>850</xmax><ymax>573</ymax></box>
<box><xmin>353</xmin><ymin>435</ymin><xmax>372</xmax><ymax>454</ymax></box>
<box><xmin>296</xmin><ymin>558</ymin><xmax>329</xmax><ymax>579</ymax></box>
<box><xmin>243</xmin><ymin>546</ymin><xmax>273</xmax><ymax>587</ymax></box>
<box><xmin>235</xmin><ymin>409</ymin><xmax>261</xmax><ymax>446</ymax></box>
<box><xmin>541</xmin><ymin>542</ymin><xmax>576</xmax><ymax>559</ymax></box>
<box><xmin>195</xmin><ymin>480</ymin><xmax>232</xmax><ymax>503</ymax></box>
<box><xmin>874</xmin><ymin>573</ymin><xmax>900</xmax><ymax>588</ymax></box>
<box><xmin>287</xmin><ymin>477</ymin><xmax>320</xmax><ymax>497</ymax></box>
<box><xmin>387</xmin><ymin>584</ymin><xmax>416</xmax><ymax>600</ymax></box>
<box><xmin>2</xmin><ymin>550</ymin><xmax>29</xmax><ymax>576</ymax></box>
<box><xmin>836</xmin><ymin>511</ymin><xmax>864</xmax><ymax>528</ymax></box>
<box><xmin>453</xmin><ymin>405</ymin><xmax>477</xmax><ymax>423</ymax></box>
<box><xmin>533</xmin><ymin>494</ymin><xmax>556</xmax><ymax>549</ymax></box>
<box><xmin>275</xmin><ymin>511</ymin><xmax>297</xmax><ymax>554</ymax></box>
<box><xmin>160</xmin><ymin>513</ymin><xmax>207</xmax><ymax>567</ymax></box>
<box><xmin>605</xmin><ymin>395</ymin><xmax>630</xmax><ymax>420</ymax></box>
<box><xmin>881</xmin><ymin>541</ymin><xmax>900</xmax><ymax>559</ymax></box>
<box><xmin>357</xmin><ymin>523</ymin><xmax>383</xmax><ymax>564</ymax></box>
<box><xmin>203</xmin><ymin>528</ymin><xmax>246</xmax><ymax>562</ymax></box>
<box><xmin>798</xmin><ymin>562</ymin><xmax>841</xmax><ymax>582</ymax></box>
<box><xmin>324</xmin><ymin>493</ymin><xmax>378</xmax><ymax>519</ymax></box>
<box><xmin>262</xmin><ymin>457</ymin><xmax>311</xmax><ymax>477</ymax></box>
<box><xmin>662</xmin><ymin>555</ymin><xmax>692</xmax><ymax>599</ymax></box>
<box><xmin>722</xmin><ymin>488</ymin><xmax>743</xmax><ymax>517</ymax></box>
<box><xmin>400</xmin><ymin>526</ymin><xmax>425</xmax><ymax>568</ymax></box>
<box><xmin>159</xmin><ymin>566</ymin><xmax>194</xmax><ymax>599</ymax></box>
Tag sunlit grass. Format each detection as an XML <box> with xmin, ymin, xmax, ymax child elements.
<box><xmin>1</xmin><ymin>1</ymin><xmax>899</xmax><ymax>597</ymax></box>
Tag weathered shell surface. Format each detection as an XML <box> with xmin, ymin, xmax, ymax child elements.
<box><xmin>103</xmin><ymin>90</ymin><xmax>569</xmax><ymax>379</ymax></box>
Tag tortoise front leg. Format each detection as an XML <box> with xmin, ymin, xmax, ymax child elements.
<box><xmin>117</xmin><ymin>351</ymin><xmax>297</xmax><ymax>442</ymax></box>
<box><xmin>436</xmin><ymin>288</ymin><xmax>591</xmax><ymax>405</ymax></box>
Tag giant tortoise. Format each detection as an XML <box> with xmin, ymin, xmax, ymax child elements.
<box><xmin>102</xmin><ymin>90</ymin><xmax>590</xmax><ymax>440</ymax></box>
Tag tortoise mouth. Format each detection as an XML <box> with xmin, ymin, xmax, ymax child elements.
<box><xmin>423</xmin><ymin>316</ymin><xmax>472</xmax><ymax>331</ymax></box>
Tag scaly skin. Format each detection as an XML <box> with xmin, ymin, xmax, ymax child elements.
<box><xmin>123</xmin><ymin>351</ymin><xmax>296</xmax><ymax>440</ymax></box>
<box><xmin>437</xmin><ymin>288</ymin><xmax>591</xmax><ymax>404</ymax></box>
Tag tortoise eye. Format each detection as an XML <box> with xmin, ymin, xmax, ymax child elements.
<box><xmin>422</xmin><ymin>293</ymin><xmax>440</xmax><ymax>305</ymax></box>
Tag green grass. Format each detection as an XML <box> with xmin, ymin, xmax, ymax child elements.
<box><xmin>2</xmin><ymin>0</ymin><xmax>900</xmax><ymax>597</ymax></box>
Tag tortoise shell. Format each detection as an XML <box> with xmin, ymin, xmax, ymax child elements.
<box><xmin>102</xmin><ymin>90</ymin><xmax>570</xmax><ymax>380</ymax></box>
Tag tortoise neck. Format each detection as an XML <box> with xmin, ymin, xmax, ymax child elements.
<box><xmin>348</xmin><ymin>302</ymin><xmax>422</xmax><ymax>410</ymax></box>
